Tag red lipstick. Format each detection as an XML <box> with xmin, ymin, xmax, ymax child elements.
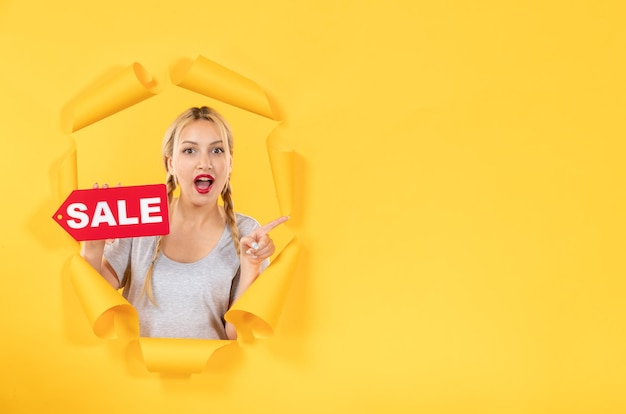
<box><xmin>194</xmin><ymin>174</ymin><xmax>214</xmax><ymax>194</ymax></box>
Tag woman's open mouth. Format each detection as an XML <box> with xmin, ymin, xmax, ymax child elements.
<box><xmin>194</xmin><ymin>174</ymin><xmax>214</xmax><ymax>194</ymax></box>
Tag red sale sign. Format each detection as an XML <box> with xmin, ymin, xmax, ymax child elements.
<box><xmin>52</xmin><ymin>184</ymin><xmax>170</xmax><ymax>241</ymax></box>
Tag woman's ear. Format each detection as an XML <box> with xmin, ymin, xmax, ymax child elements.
<box><xmin>167</xmin><ymin>156</ymin><xmax>174</xmax><ymax>175</ymax></box>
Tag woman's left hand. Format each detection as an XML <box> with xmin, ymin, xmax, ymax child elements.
<box><xmin>239</xmin><ymin>216</ymin><xmax>289</xmax><ymax>266</ymax></box>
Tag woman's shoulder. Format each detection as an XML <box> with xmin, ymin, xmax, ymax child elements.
<box><xmin>235</xmin><ymin>212</ymin><xmax>261</xmax><ymax>235</ymax></box>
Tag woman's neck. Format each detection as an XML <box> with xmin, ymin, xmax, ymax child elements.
<box><xmin>170</xmin><ymin>197</ymin><xmax>225</xmax><ymax>229</ymax></box>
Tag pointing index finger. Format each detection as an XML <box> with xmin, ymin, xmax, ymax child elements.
<box><xmin>258</xmin><ymin>216</ymin><xmax>289</xmax><ymax>235</ymax></box>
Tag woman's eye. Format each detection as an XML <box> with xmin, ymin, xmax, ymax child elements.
<box><xmin>182</xmin><ymin>148</ymin><xmax>194</xmax><ymax>154</ymax></box>
<box><xmin>211</xmin><ymin>147</ymin><xmax>225</xmax><ymax>154</ymax></box>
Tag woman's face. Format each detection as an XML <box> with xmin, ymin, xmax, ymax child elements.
<box><xmin>168</xmin><ymin>119</ymin><xmax>232</xmax><ymax>206</ymax></box>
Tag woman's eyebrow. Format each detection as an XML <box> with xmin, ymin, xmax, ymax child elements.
<box><xmin>180</xmin><ymin>140</ymin><xmax>222</xmax><ymax>146</ymax></box>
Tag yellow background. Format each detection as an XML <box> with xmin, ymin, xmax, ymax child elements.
<box><xmin>1</xmin><ymin>1</ymin><xmax>625</xmax><ymax>412</ymax></box>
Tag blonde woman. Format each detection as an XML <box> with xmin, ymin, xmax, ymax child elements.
<box><xmin>81</xmin><ymin>106</ymin><xmax>287</xmax><ymax>339</ymax></box>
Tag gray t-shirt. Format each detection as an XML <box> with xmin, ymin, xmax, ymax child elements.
<box><xmin>104</xmin><ymin>213</ymin><xmax>265</xmax><ymax>339</ymax></box>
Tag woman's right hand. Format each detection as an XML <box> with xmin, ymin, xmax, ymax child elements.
<box><xmin>89</xmin><ymin>182</ymin><xmax>119</xmax><ymax>244</ymax></box>
<box><xmin>79</xmin><ymin>182</ymin><xmax>122</xmax><ymax>289</ymax></box>
<box><xmin>80</xmin><ymin>183</ymin><xmax>118</xmax><ymax>268</ymax></box>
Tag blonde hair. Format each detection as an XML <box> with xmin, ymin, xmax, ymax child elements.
<box><xmin>139</xmin><ymin>106</ymin><xmax>240</xmax><ymax>304</ymax></box>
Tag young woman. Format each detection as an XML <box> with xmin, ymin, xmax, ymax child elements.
<box><xmin>81</xmin><ymin>106</ymin><xmax>287</xmax><ymax>340</ymax></box>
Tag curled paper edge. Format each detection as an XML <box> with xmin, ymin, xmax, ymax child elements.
<box><xmin>170</xmin><ymin>55</ymin><xmax>278</xmax><ymax>120</ymax></box>
<box><xmin>69</xmin><ymin>254</ymin><xmax>139</xmax><ymax>339</ymax></box>
<box><xmin>136</xmin><ymin>337</ymin><xmax>235</xmax><ymax>374</ymax></box>
<box><xmin>61</xmin><ymin>62</ymin><xmax>160</xmax><ymax>133</ymax></box>
<box><xmin>225</xmin><ymin>238</ymin><xmax>300</xmax><ymax>340</ymax></box>
<box><xmin>267</xmin><ymin>136</ymin><xmax>295</xmax><ymax>217</ymax></box>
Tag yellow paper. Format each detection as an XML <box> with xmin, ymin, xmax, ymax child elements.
<box><xmin>225</xmin><ymin>238</ymin><xmax>300</xmax><ymax>340</ymax></box>
<box><xmin>267</xmin><ymin>134</ymin><xmax>295</xmax><ymax>217</ymax></box>
<box><xmin>53</xmin><ymin>141</ymin><xmax>77</xmax><ymax>204</ymax></box>
<box><xmin>62</xmin><ymin>62</ymin><xmax>160</xmax><ymax>133</ymax></box>
<box><xmin>3</xmin><ymin>1</ymin><xmax>626</xmax><ymax>411</ymax></box>
<box><xmin>170</xmin><ymin>56</ymin><xmax>277</xmax><ymax>120</ymax></box>
<box><xmin>68</xmin><ymin>254</ymin><xmax>139</xmax><ymax>339</ymax></box>
<box><xmin>137</xmin><ymin>338</ymin><xmax>235</xmax><ymax>374</ymax></box>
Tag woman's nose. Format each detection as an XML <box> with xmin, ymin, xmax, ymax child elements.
<box><xmin>198</xmin><ymin>153</ymin><xmax>212</xmax><ymax>169</ymax></box>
